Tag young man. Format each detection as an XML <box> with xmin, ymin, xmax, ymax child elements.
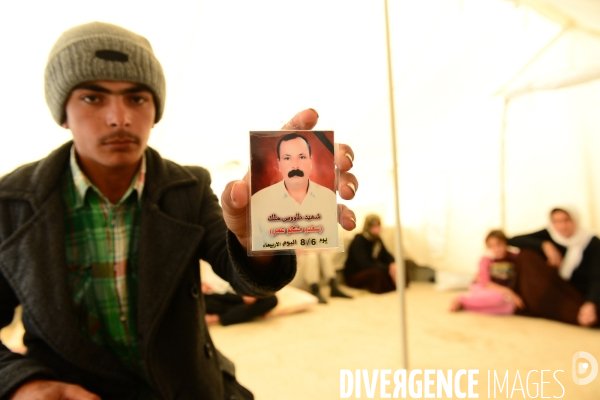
<box><xmin>0</xmin><ymin>22</ymin><xmax>358</xmax><ymax>399</ymax></box>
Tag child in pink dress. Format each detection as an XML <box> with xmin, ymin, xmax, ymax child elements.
<box><xmin>450</xmin><ymin>230</ymin><xmax>525</xmax><ymax>314</ymax></box>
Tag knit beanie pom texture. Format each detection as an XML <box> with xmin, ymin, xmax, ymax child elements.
<box><xmin>44</xmin><ymin>21</ymin><xmax>166</xmax><ymax>125</ymax></box>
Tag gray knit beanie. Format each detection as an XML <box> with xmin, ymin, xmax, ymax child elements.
<box><xmin>44</xmin><ymin>21</ymin><xmax>166</xmax><ymax>125</ymax></box>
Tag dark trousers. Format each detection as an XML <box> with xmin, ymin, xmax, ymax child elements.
<box><xmin>204</xmin><ymin>293</ymin><xmax>277</xmax><ymax>326</ymax></box>
<box><xmin>344</xmin><ymin>268</ymin><xmax>396</xmax><ymax>294</ymax></box>
<box><xmin>515</xmin><ymin>249</ymin><xmax>586</xmax><ymax>325</ymax></box>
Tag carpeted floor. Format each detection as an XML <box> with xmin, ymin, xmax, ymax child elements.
<box><xmin>1</xmin><ymin>283</ymin><xmax>598</xmax><ymax>399</ymax></box>
<box><xmin>209</xmin><ymin>282</ymin><xmax>600</xmax><ymax>399</ymax></box>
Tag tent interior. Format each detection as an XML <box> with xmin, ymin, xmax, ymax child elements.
<box><xmin>1</xmin><ymin>0</ymin><xmax>599</xmax><ymax>398</ymax></box>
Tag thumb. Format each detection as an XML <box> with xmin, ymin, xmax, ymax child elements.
<box><xmin>220</xmin><ymin>179</ymin><xmax>251</xmax><ymax>245</ymax></box>
<box><xmin>221</xmin><ymin>180</ymin><xmax>249</xmax><ymax>213</ymax></box>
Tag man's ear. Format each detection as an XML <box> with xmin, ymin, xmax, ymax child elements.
<box><xmin>61</xmin><ymin>120</ymin><xmax>69</xmax><ymax>129</ymax></box>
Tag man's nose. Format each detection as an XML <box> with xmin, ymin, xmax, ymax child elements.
<box><xmin>106</xmin><ymin>97</ymin><xmax>131</xmax><ymax>128</ymax></box>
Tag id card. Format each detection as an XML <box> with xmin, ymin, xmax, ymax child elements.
<box><xmin>248</xmin><ymin>130</ymin><xmax>339</xmax><ymax>254</ymax></box>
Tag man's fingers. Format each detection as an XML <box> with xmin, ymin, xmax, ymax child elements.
<box><xmin>336</xmin><ymin>143</ymin><xmax>354</xmax><ymax>172</ymax></box>
<box><xmin>281</xmin><ymin>108</ymin><xmax>319</xmax><ymax>130</ymax></box>
<box><xmin>338</xmin><ymin>171</ymin><xmax>358</xmax><ymax>200</ymax></box>
<box><xmin>337</xmin><ymin>204</ymin><xmax>356</xmax><ymax>231</ymax></box>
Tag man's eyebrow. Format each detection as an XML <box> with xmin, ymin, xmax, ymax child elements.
<box><xmin>75</xmin><ymin>84</ymin><xmax>111</xmax><ymax>93</ymax></box>
<box><xmin>282</xmin><ymin>152</ymin><xmax>307</xmax><ymax>157</ymax></box>
<box><xmin>74</xmin><ymin>84</ymin><xmax>151</xmax><ymax>94</ymax></box>
<box><xmin>123</xmin><ymin>86</ymin><xmax>152</xmax><ymax>94</ymax></box>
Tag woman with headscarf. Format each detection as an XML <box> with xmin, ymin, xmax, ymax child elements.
<box><xmin>343</xmin><ymin>214</ymin><xmax>397</xmax><ymax>293</ymax></box>
<box><xmin>508</xmin><ymin>207</ymin><xmax>600</xmax><ymax>326</ymax></box>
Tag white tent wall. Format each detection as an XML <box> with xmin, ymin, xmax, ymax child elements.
<box><xmin>505</xmin><ymin>79</ymin><xmax>600</xmax><ymax>236</ymax></box>
<box><xmin>152</xmin><ymin>1</ymin><xmax>392</xmax><ymax>176</ymax></box>
<box><xmin>386</xmin><ymin>0</ymin><xmax>600</xmax><ymax>274</ymax></box>
<box><xmin>386</xmin><ymin>0</ymin><xmax>557</xmax><ymax>272</ymax></box>
<box><xmin>501</xmin><ymin>26</ymin><xmax>600</xmax><ymax>236</ymax></box>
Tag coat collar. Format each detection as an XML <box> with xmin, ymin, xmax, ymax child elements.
<box><xmin>0</xmin><ymin>141</ymin><xmax>199</xmax><ymax>207</ymax></box>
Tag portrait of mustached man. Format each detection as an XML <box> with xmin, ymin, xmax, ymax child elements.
<box><xmin>251</xmin><ymin>132</ymin><xmax>339</xmax><ymax>251</ymax></box>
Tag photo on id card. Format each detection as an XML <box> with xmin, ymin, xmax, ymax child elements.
<box><xmin>248</xmin><ymin>130</ymin><xmax>339</xmax><ymax>254</ymax></box>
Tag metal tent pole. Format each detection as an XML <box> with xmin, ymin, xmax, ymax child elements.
<box><xmin>384</xmin><ymin>0</ymin><xmax>408</xmax><ymax>370</ymax></box>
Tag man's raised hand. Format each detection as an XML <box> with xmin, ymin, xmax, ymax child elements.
<box><xmin>221</xmin><ymin>108</ymin><xmax>358</xmax><ymax>250</ymax></box>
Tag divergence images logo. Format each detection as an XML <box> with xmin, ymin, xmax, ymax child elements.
<box><xmin>572</xmin><ymin>351</ymin><xmax>598</xmax><ymax>385</ymax></box>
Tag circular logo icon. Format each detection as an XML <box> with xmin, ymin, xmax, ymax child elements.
<box><xmin>572</xmin><ymin>351</ymin><xmax>598</xmax><ymax>385</ymax></box>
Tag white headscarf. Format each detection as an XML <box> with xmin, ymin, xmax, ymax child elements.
<box><xmin>547</xmin><ymin>206</ymin><xmax>595</xmax><ymax>280</ymax></box>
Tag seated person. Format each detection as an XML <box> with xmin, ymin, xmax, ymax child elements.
<box><xmin>202</xmin><ymin>283</ymin><xmax>278</xmax><ymax>326</ymax></box>
<box><xmin>343</xmin><ymin>214</ymin><xmax>397</xmax><ymax>294</ymax></box>
<box><xmin>450</xmin><ymin>230</ymin><xmax>524</xmax><ymax>314</ymax></box>
<box><xmin>508</xmin><ymin>207</ymin><xmax>600</xmax><ymax>327</ymax></box>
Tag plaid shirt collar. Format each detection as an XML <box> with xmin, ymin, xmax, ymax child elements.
<box><xmin>69</xmin><ymin>145</ymin><xmax>146</xmax><ymax>208</ymax></box>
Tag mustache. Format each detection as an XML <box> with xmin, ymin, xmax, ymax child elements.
<box><xmin>99</xmin><ymin>131</ymin><xmax>140</xmax><ymax>145</ymax></box>
<box><xmin>288</xmin><ymin>169</ymin><xmax>305</xmax><ymax>178</ymax></box>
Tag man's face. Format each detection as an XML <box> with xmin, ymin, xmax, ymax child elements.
<box><xmin>278</xmin><ymin>137</ymin><xmax>312</xmax><ymax>188</ymax></box>
<box><xmin>62</xmin><ymin>80</ymin><xmax>155</xmax><ymax>173</ymax></box>
<box><xmin>550</xmin><ymin>210</ymin><xmax>576</xmax><ymax>238</ymax></box>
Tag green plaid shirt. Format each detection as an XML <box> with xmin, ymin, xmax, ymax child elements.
<box><xmin>61</xmin><ymin>146</ymin><xmax>147</xmax><ymax>380</ymax></box>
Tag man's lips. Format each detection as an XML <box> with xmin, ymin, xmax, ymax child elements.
<box><xmin>100</xmin><ymin>133</ymin><xmax>140</xmax><ymax>146</ymax></box>
<box><xmin>103</xmin><ymin>139</ymin><xmax>137</xmax><ymax>144</ymax></box>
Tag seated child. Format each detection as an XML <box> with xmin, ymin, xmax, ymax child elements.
<box><xmin>450</xmin><ymin>230</ymin><xmax>524</xmax><ymax>314</ymax></box>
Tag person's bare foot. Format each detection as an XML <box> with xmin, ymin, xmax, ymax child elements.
<box><xmin>205</xmin><ymin>314</ymin><xmax>220</xmax><ymax>325</ymax></box>
<box><xmin>449</xmin><ymin>297</ymin><xmax>463</xmax><ymax>312</ymax></box>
